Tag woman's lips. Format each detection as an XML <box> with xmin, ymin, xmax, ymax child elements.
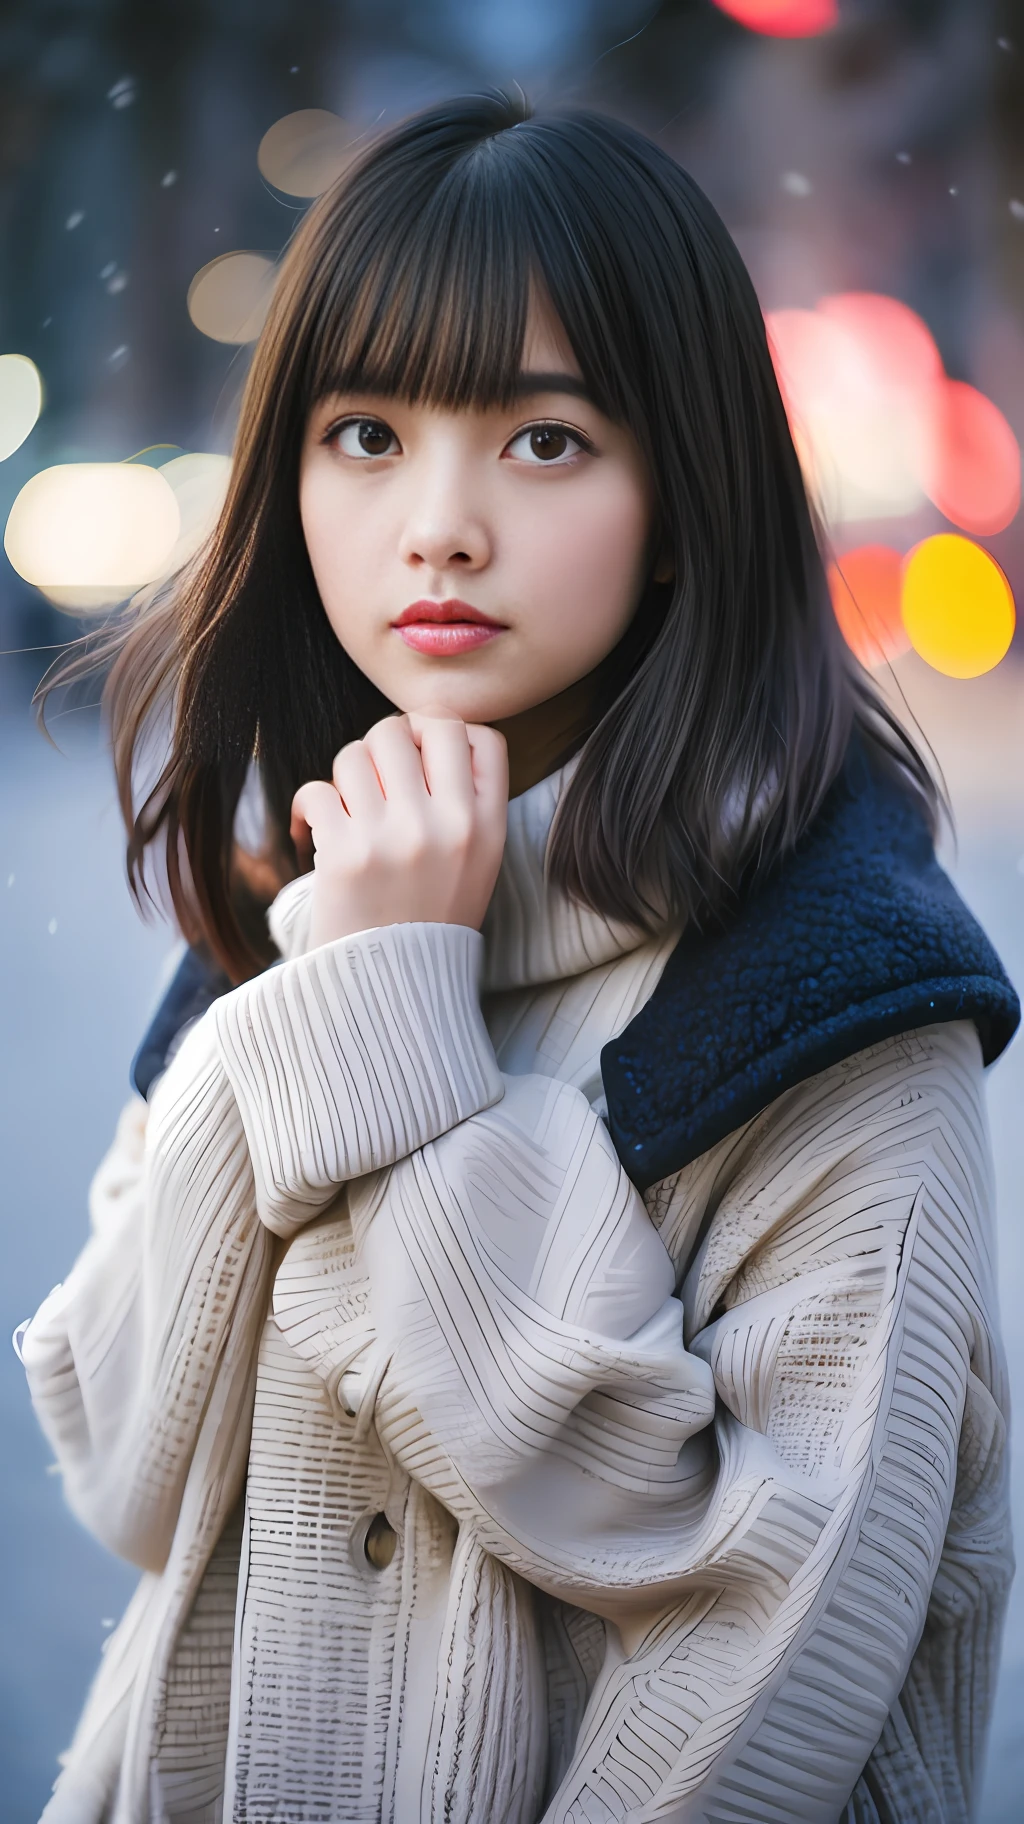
<box><xmin>391</xmin><ymin>599</ymin><xmax>506</xmax><ymax>656</ymax></box>
<box><xmin>397</xmin><ymin>623</ymin><xmax>502</xmax><ymax>653</ymax></box>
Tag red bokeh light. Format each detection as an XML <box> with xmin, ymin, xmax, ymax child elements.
<box><xmin>712</xmin><ymin>1</ymin><xmax>839</xmax><ymax>37</ymax></box>
<box><xmin>828</xmin><ymin>545</ymin><xmax>909</xmax><ymax>669</ymax></box>
<box><xmin>922</xmin><ymin>379</ymin><xmax>1021</xmax><ymax>536</ymax></box>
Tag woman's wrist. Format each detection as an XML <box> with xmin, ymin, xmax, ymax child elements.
<box><xmin>214</xmin><ymin>920</ymin><xmax>503</xmax><ymax>1235</ymax></box>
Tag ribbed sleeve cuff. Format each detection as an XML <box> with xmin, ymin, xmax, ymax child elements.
<box><xmin>214</xmin><ymin>922</ymin><xmax>503</xmax><ymax>1236</ymax></box>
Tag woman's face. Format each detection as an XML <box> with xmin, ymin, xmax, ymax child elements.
<box><xmin>299</xmin><ymin>296</ymin><xmax>657</xmax><ymax>727</ymax></box>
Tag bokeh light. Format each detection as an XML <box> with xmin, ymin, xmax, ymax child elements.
<box><xmin>4</xmin><ymin>462</ymin><xmax>180</xmax><ymax>612</ymax></box>
<box><xmin>922</xmin><ymin>379</ymin><xmax>1021</xmax><ymax>535</ymax></box>
<box><xmin>901</xmin><ymin>534</ymin><xmax>1015</xmax><ymax>678</ymax></box>
<box><xmin>829</xmin><ymin>545</ymin><xmax>909</xmax><ymax>669</ymax></box>
<box><xmin>817</xmin><ymin>292</ymin><xmax>943</xmax><ymax>395</ymax></box>
<box><xmin>159</xmin><ymin>451</ymin><xmax>231</xmax><ymax>570</ymax></box>
<box><xmin>712</xmin><ymin>1</ymin><xmax>839</xmax><ymax>36</ymax></box>
<box><xmin>187</xmin><ymin>252</ymin><xmax>276</xmax><ymax>344</ymax></box>
<box><xmin>768</xmin><ymin>306</ymin><xmax>864</xmax><ymax>520</ymax></box>
<box><xmin>0</xmin><ymin>353</ymin><xmax>43</xmax><ymax>460</ymax></box>
<box><xmin>768</xmin><ymin>292</ymin><xmax>1021</xmax><ymax>539</ymax></box>
<box><xmin>767</xmin><ymin>300</ymin><xmax>932</xmax><ymax>521</ymax></box>
<box><xmin>257</xmin><ymin>109</ymin><xmax>354</xmax><ymax>197</ymax></box>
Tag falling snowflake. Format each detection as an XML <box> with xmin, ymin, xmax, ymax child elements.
<box><xmin>781</xmin><ymin>172</ymin><xmax>812</xmax><ymax>198</ymax></box>
<box><xmin>7</xmin><ymin>873</ymin><xmax>14</xmax><ymax>887</ymax></box>
<box><xmin>896</xmin><ymin>151</ymin><xmax>912</xmax><ymax>165</ymax></box>
<box><xmin>65</xmin><ymin>210</ymin><xmax>84</xmax><ymax>230</ymax></box>
<box><xmin>1010</xmin><ymin>199</ymin><xmax>1024</xmax><ymax>221</ymax></box>
<box><xmin>161</xmin><ymin>170</ymin><xmax>178</xmax><ymax>188</ymax></box>
<box><xmin>106</xmin><ymin>271</ymin><xmax>129</xmax><ymax>295</ymax></box>
<box><xmin>107</xmin><ymin>345</ymin><xmax>130</xmax><ymax>370</ymax></box>
<box><xmin>108</xmin><ymin>76</ymin><xmax>136</xmax><ymax>109</ymax></box>
<box><xmin>48</xmin><ymin>917</ymin><xmax>58</xmax><ymax>935</ymax></box>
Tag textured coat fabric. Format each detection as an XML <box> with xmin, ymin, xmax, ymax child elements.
<box><xmin>19</xmin><ymin>763</ymin><xmax>1015</xmax><ymax>1823</ymax></box>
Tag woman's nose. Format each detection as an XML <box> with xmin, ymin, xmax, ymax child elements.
<box><xmin>398</xmin><ymin>476</ymin><xmax>491</xmax><ymax>572</ymax></box>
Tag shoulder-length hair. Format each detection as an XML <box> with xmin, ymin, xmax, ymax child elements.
<box><xmin>40</xmin><ymin>89</ymin><xmax>937</xmax><ymax>982</ymax></box>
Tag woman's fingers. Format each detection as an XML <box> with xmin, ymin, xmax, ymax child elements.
<box><xmin>290</xmin><ymin>779</ymin><xmax>349</xmax><ymax>862</ymax></box>
<box><xmin>409</xmin><ymin>715</ymin><xmax>475</xmax><ymax>806</ymax></box>
<box><xmin>406</xmin><ymin>713</ymin><xmax>508</xmax><ymax>812</ymax></box>
<box><xmin>293</xmin><ymin>715</ymin><xmax>508</xmax><ymax>941</ymax></box>
<box><xmin>465</xmin><ymin>722</ymin><xmax>509</xmax><ymax>814</ymax></box>
<box><xmin>362</xmin><ymin>713</ymin><xmax>430</xmax><ymax>804</ymax></box>
<box><xmin>332</xmin><ymin>740</ymin><xmax>385</xmax><ymax>818</ymax></box>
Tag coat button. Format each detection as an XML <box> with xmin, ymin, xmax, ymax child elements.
<box><xmin>364</xmin><ymin>1512</ymin><xmax>397</xmax><ymax>1570</ymax></box>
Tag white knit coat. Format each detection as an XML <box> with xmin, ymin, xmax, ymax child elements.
<box><xmin>21</xmin><ymin>766</ymin><xmax>1011</xmax><ymax>1824</ymax></box>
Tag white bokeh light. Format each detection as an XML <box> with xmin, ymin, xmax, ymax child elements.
<box><xmin>4</xmin><ymin>462</ymin><xmax>181</xmax><ymax>611</ymax></box>
<box><xmin>0</xmin><ymin>353</ymin><xmax>43</xmax><ymax>461</ymax></box>
<box><xmin>767</xmin><ymin>304</ymin><xmax>931</xmax><ymax>523</ymax></box>
<box><xmin>159</xmin><ymin>451</ymin><xmax>231</xmax><ymax>570</ymax></box>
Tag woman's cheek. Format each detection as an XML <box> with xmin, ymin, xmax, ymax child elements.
<box><xmin>303</xmin><ymin>484</ymin><xmax>383</xmax><ymax>646</ymax></box>
<box><xmin>533</xmin><ymin>485</ymin><xmax>649</xmax><ymax>657</ymax></box>
<box><xmin>301</xmin><ymin>476</ymin><xmax>346</xmax><ymax>608</ymax></box>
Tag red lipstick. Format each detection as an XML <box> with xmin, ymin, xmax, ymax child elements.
<box><xmin>391</xmin><ymin>598</ymin><xmax>506</xmax><ymax>655</ymax></box>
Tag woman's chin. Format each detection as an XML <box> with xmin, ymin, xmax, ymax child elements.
<box><xmin>389</xmin><ymin>686</ymin><xmax>535</xmax><ymax>727</ymax></box>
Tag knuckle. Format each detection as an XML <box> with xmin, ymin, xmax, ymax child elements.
<box><xmin>332</xmin><ymin>740</ymin><xmax>363</xmax><ymax>781</ymax></box>
<box><xmin>366</xmin><ymin>713</ymin><xmax>404</xmax><ymax>747</ymax></box>
<box><xmin>388</xmin><ymin>813</ymin><xmax>427</xmax><ymax>862</ymax></box>
<box><xmin>443</xmin><ymin>811</ymin><xmax>474</xmax><ymax>852</ymax></box>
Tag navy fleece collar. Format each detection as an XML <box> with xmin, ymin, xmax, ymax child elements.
<box><xmin>602</xmin><ymin>746</ymin><xmax>1020</xmax><ymax>1192</ymax></box>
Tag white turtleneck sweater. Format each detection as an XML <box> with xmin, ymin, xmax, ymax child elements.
<box><xmin>22</xmin><ymin>768</ymin><xmax>1010</xmax><ymax>1824</ymax></box>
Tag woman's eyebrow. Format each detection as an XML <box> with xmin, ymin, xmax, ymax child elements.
<box><xmin>515</xmin><ymin>370</ymin><xmax>594</xmax><ymax>404</ymax></box>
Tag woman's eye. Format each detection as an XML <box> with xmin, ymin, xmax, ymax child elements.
<box><xmin>333</xmin><ymin>418</ymin><xmax>400</xmax><ymax>458</ymax></box>
<box><xmin>505</xmin><ymin>423</ymin><xmax>586</xmax><ymax>464</ymax></box>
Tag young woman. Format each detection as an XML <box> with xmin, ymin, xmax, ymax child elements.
<box><xmin>22</xmin><ymin>92</ymin><xmax>1018</xmax><ymax>1824</ymax></box>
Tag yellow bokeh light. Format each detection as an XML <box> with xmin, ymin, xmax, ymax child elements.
<box><xmin>257</xmin><ymin>109</ymin><xmax>354</xmax><ymax>197</ymax></box>
<box><xmin>4</xmin><ymin>463</ymin><xmax>180</xmax><ymax>611</ymax></box>
<box><xmin>187</xmin><ymin>253</ymin><xmax>276</xmax><ymax>344</ymax></box>
<box><xmin>901</xmin><ymin>534</ymin><xmax>1015</xmax><ymax>679</ymax></box>
<box><xmin>0</xmin><ymin>353</ymin><xmax>43</xmax><ymax>460</ymax></box>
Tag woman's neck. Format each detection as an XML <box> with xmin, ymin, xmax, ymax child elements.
<box><xmin>494</xmin><ymin>670</ymin><xmax>603</xmax><ymax>800</ymax></box>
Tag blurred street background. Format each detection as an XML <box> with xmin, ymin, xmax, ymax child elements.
<box><xmin>1</xmin><ymin>3</ymin><xmax>1023</xmax><ymax>1819</ymax></box>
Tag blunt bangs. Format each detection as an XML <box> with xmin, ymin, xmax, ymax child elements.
<box><xmin>298</xmin><ymin>133</ymin><xmax>537</xmax><ymax>417</ymax></box>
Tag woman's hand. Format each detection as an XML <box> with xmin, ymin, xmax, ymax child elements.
<box><xmin>290</xmin><ymin>713</ymin><xmax>509</xmax><ymax>949</ymax></box>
